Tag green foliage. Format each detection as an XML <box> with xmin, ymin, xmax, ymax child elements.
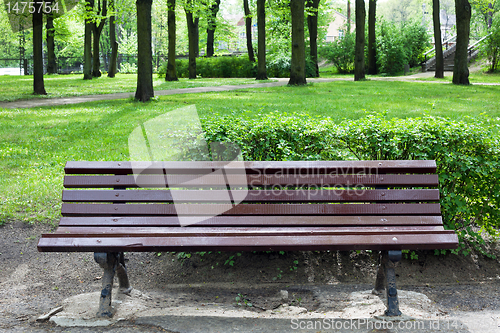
<box><xmin>376</xmin><ymin>20</ymin><xmax>408</xmax><ymax>74</ymax></box>
<box><xmin>318</xmin><ymin>31</ymin><xmax>356</xmax><ymax>74</ymax></box>
<box><xmin>402</xmin><ymin>249</ymin><xmax>419</xmax><ymax>260</ymax></box>
<box><xmin>182</xmin><ymin>112</ymin><xmax>500</xmax><ymax>252</ymax></box>
<box><xmin>376</xmin><ymin>20</ymin><xmax>429</xmax><ymax>74</ymax></box>
<box><xmin>159</xmin><ymin>53</ymin><xmax>317</xmax><ymax>79</ymax></box>
<box><xmin>119</xmin><ymin>62</ymin><xmax>137</xmax><ymax>74</ymax></box>
<box><xmin>235</xmin><ymin>293</ymin><xmax>253</xmax><ymax>307</ymax></box>
<box><xmin>401</xmin><ymin>21</ymin><xmax>430</xmax><ymax>67</ymax></box>
<box><xmin>266</xmin><ymin>49</ymin><xmax>317</xmax><ymax>78</ymax></box>
<box><xmin>159</xmin><ymin>55</ymin><xmax>257</xmax><ymax>78</ymax></box>
<box><xmin>479</xmin><ymin>12</ymin><xmax>500</xmax><ymax>72</ymax></box>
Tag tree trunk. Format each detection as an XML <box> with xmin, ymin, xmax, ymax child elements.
<box><xmin>367</xmin><ymin>0</ymin><xmax>377</xmax><ymax>75</ymax></box>
<box><xmin>194</xmin><ymin>17</ymin><xmax>199</xmax><ymax>57</ymax></box>
<box><xmin>166</xmin><ymin>0</ymin><xmax>178</xmax><ymax>81</ymax></box>
<box><xmin>185</xmin><ymin>4</ymin><xmax>197</xmax><ymax>79</ymax></box>
<box><xmin>488</xmin><ymin>2</ymin><xmax>493</xmax><ymax>29</ymax></box>
<box><xmin>243</xmin><ymin>0</ymin><xmax>255</xmax><ymax>62</ymax></box>
<box><xmin>83</xmin><ymin>0</ymin><xmax>94</xmax><ymax>80</ymax></box>
<box><xmin>92</xmin><ymin>0</ymin><xmax>107</xmax><ymax>77</ymax></box>
<box><xmin>108</xmin><ymin>0</ymin><xmax>118</xmax><ymax>78</ymax></box>
<box><xmin>135</xmin><ymin>0</ymin><xmax>154</xmax><ymax>101</ymax></box>
<box><xmin>33</xmin><ymin>8</ymin><xmax>46</xmax><ymax>95</ymax></box>
<box><xmin>453</xmin><ymin>0</ymin><xmax>471</xmax><ymax>85</ymax></box>
<box><xmin>46</xmin><ymin>10</ymin><xmax>57</xmax><ymax>74</ymax></box>
<box><xmin>289</xmin><ymin>0</ymin><xmax>307</xmax><ymax>85</ymax></box>
<box><xmin>433</xmin><ymin>0</ymin><xmax>444</xmax><ymax>78</ymax></box>
<box><xmin>354</xmin><ymin>0</ymin><xmax>365</xmax><ymax>81</ymax></box>
<box><xmin>256</xmin><ymin>0</ymin><xmax>267</xmax><ymax>80</ymax></box>
<box><xmin>306</xmin><ymin>0</ymin><xmax>320</xmax><ymax>77</ymax></box>
<box><xmin>206</xmin><ymin>0</ymin><xmax>221</xmax><ymax>57</ymax></box>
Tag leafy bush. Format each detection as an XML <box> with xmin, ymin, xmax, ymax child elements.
<box><xmin>318</xmin><ymin>32</ymin><xmax>356</xmax><ymax>74</ymax></box>
<box><xmin>179</xmin><ymin>112</ymin><xmax>500</xmax><ymax>253</ymax></box>
<box><xmin>158</xmin><ymin>55</ymin><xmax>257</xmax><ymax>78</ymax></box>
<box><xmin>479</xmin><ymin>12</ymin><xmax>500</xmax><ymax>73</ymax></box>
<box><xmin>159</xmin><ymin>53</ymin><xmax>317</xmax><ymax>79</ymax></box>
<box><xmin>266</xmin><ymin>53</ymin><xmax>317</xmax><ymax>78</ymax></box>
<box><xmin>401</xmin><ymin>22</ymin><xmax>430</xmax><ymax>67</ymax></box>
<box><xmin>119</xmin><ymin>63</ymin><xmax>137</xmax><ymax>74</ymax></box>
<box><xmin>376</xmin><ymin>20</ymin><xmax>408</xmax><ymax>74</ymax></box>
<box><xmin>376</xmin><ymin>20</ymin><xmax>429</xmax><ymax>74</ymax></box>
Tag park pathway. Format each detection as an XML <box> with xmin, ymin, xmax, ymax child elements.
<box><xmin>1</xmin><ymin>73</ymin><xmax>498</xmax><ymax>109</ymax></box>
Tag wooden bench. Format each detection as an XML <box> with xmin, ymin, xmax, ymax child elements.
<box><xmin>38</xmin><ymin>160</ymin><xmax>458</xmax><ymax>318</ymax></box>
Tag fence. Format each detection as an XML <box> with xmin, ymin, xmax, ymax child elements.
<box><xmin>0</xmin><ymin>54</ymin><xmax>165</xmax><ymax>75</ymax></box>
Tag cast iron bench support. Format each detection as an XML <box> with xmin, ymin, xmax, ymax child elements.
<box><xmin>94</xmin><ymin>252</ymin><xmax>132</xmax><ymax>317</ymax></box>
<box><xmin>38</xmin><ymin>160</ymin><xmax>459</xmax><ymax>319</ymax></box>
<box><xmin>373</xmin><ymin>250</ymin><xmax>402</xmax><ymax>316</ymax></box>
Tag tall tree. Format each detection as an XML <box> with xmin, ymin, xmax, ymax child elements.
<box><xmin>289</xmin><ymin>0</ymin><xmax>307</xmax><ymax>85</ymax></box>
<box><xmin>91</xmin><ymin>0</ymin><xmax>108</xmax><ymax>77</ymax></box>
<box><xmin>166</xmin><ymin>0</ymin><xmax>178</xmax><ymax>81</ymax></box>
<box><xmin>185</xmin><ymin>0</ymin><xmax>198</xmax><ymax>79</ymax></box>
<box><xmin>306</xmin><ymin>0</ymin><xmax>320</xmax><ymax>77</ymax></box>
<box><xmin>206</xmin><ymin>0</ymin><xmax>221</xmax><ymax>57</ymax></box>
<box><xmin>256</xmin><ymin>0</ymin><xmax>267</xmax><ymax>79</ymax></box>
<box><xmin>453</xmin><ymin>0</ymin><xmax>471</xmax><ymax>85</ymax></box>
<box><xmin>46</xmin><ymin>6</ymin><xmax>57</xmax><ymax>74</ymax></box>
<box><xmin>83</xmin><ymin>0</ymin><xmax>94</xmax><ymax>80</ymax></box>
<box><xmin>367</xmin><ymin>0</ymin><xmax>377</xmax><ymax>75</ymax></box>
<box><xmin>33</xmin><ymin>3</ymin><xmax>46</xmax><ymax>94</ymax></box>
<box><xmin>433</xmin><ymin>0</ymin><xmax>444</xmax><ymax>78</ymax></box>
<box><xmin>354</xmin><ymin>0</ymin><xmax>366</xmax><ymax>81</ymax></box>
<box><xmin>108</xmin><ymin>0</ymin><xmax>118</xmax><ymax>77</ymax></box>
<box><xmin>135</xmin><ymin>0</ymin><xmax>154</xmax><ymax>101</ymax></box>
<box><xmin>243</xmin><ymin>0</ymin><xmax>255</xmax><ymax>62</ymax></box>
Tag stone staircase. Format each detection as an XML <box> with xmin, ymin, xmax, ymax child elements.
<box><xmin>425</xmin><ymin>45</ymin><xmax>479</xmax><ymax>72</ymax></box>
<box><xmin>423</xmin><ymin>35</ymin><xmax>489</xmax><ymax>72</ymax></box>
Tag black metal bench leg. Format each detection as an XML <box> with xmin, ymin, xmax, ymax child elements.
<box><xmin>116</xmin><ymin>253</ymin><xmax>132</xmax><ymax>294</ymax></box>
<box><xmin>384</xmin><ymin>250</ymin><xmax>402</xmax><ymax>316</ymax></box>
<box><xmin>94</xmin><ymin>253</ymin><xmax>117</xmax><ymax>318</ymax></box>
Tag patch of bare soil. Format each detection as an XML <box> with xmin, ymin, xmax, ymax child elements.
<box><xmin>1</xmin><ymin>221</ymin><xmax>500</xmax><ymax>331</ymax></box>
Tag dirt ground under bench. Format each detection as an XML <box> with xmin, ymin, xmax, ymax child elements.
<box><xmin>1</xmin><ymin>221</ymin><xmax>499</xmax><ymax>332</ymax></box>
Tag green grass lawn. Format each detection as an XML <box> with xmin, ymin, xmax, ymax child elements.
<box><xmin>1</xmin><ymin>80</ymin><xmax>499</xmax><ymax>224</ymax></box>
<box><xmin>416</xmin><ymin>70</ymin><xmax>500</xmax><ymax>83</ymax></box>
<box><xmin>0</xmin><ymin>74</ymin><xmax>275</xmax><ymax>102</ymax></box>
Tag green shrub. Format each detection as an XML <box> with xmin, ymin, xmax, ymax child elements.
<box><xmin>318</xmin><ymin>32</ymin><xmax>356</xmax><ymax>74</ymax></box>
<box><xmin>479</xmin><ymin>12</ymin><xmax>500</xmax><ymax>73</ymax></box>
<box><xmin>119</xmin><ymin>63</ymin><xmax>137</xmax><ymax>74</ymax></box>
<box><xmin>376</xmin><ymin>20</ymin><xmax>408</xmax><ymax>74</ymax></box>
<box><xmin>401</xmin><ymin>21</ymin><xmax>430</xmax><ymax>67</ymax></box>
<box><xmin>376</xmin><ymin>20</ymin><xmax>429</xmax><ymax>74</ymax></box>
<box><xmin>158</xmin><ymin>55</ymin><xmax>257</xmax><ymax>78</ymax></box>
<box><xmin>179</xmin><ymin>112</ymin><xmax>500</xmax><ymax>253</ymax></box>
<box><xmin>159</xmin><ymin>53</ymin><xmax>317</xmax><ymax>79</ymax></box>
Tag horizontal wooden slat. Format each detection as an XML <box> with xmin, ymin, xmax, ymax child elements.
<box><xmin>58</xmin><ymin>215</ymin><xmax>445</xmax><ymax>227</ymax></box>
<box><xmin>62</xmin><ymin>189</ymin><xmax>440</xmax><ymax>203</ymax></box>
<box><xmin>46</xmin><ymin>226</ymin><xmax>447</xmax><ymax>238</ymax></box>
<box><xmin>63</xmin><ymin>174</ymin><xmax>439</xmax><ymax>188</ymax></box>
<box><xmin>61</xmin><ymin>203</ymin><xmax>442</xmax><ymax>216</ymax></box>
<box><xmin>37</xmin><ymin>232</ymin><xmax>458</xmax><ymax>252</ymax></box>
<box><xmin>65</xmin><ymin>160</ymin><xmax>437</xmax><ymax>175</ymax></box>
